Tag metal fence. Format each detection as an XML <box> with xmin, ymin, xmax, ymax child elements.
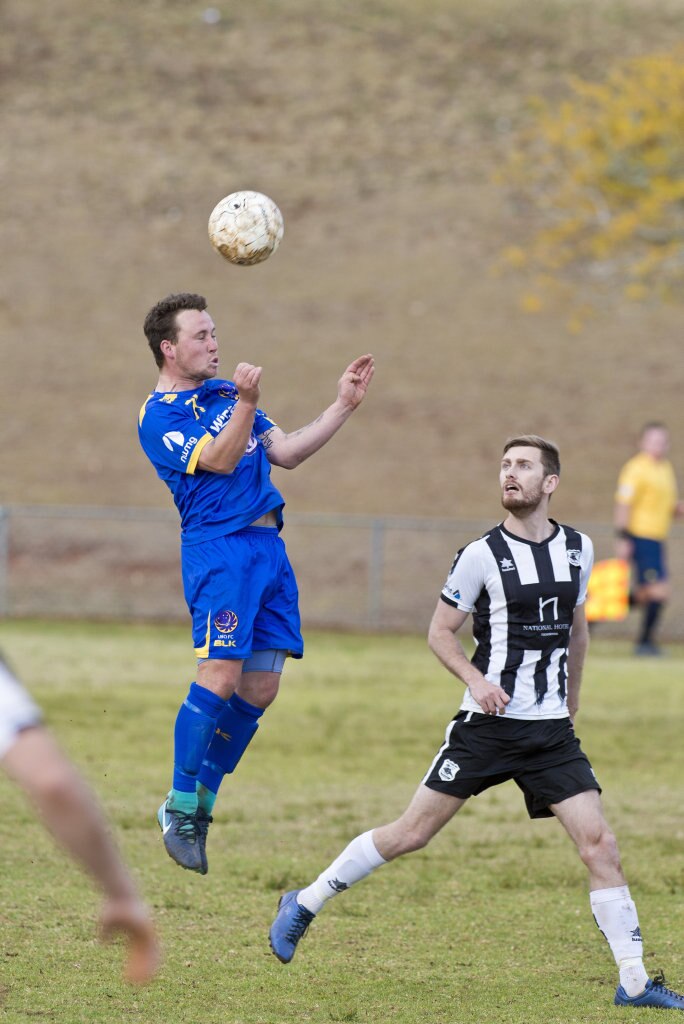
<box><xmin>1</xmin><ymin>504</ymin><xmax>683</xmax><ymax>639</ymax></box>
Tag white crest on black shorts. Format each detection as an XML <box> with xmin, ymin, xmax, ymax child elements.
<box><xmin>438</xmin><ymin>759</ymin><xmax>460</xmax><ymax>782</ymax></box>
<box><xmin>566</xmin><ymin>548</ymin><xmax>582</xmax><ymax>567</ymax></box>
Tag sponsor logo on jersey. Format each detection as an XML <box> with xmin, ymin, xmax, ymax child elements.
<box><xmin>160</xmin><ymin>393</ymin><xmax>178</xmax><ymax>404</ymax></box>
<box><xmin>438</xmin><ymin>759</ymin><xmax>460</xmax><ymax>782</ymax></box>
<box><xmin>180</xmin><ymin>436</ymin><xmax>199</xmax><ymax>463</ymax></box>
<box><xmin>214</xmin><ymin>610</ymin><xmax>238</xmax><ymax>634</ymax></box>
<box><xmin>566</xmin><ymin>548</ymin><xmax>582</xmax><ymax>566</ymax></box>
<box><xmin>500</xmin><ymin>557</ymin><xmax>515</xmax><ymax>572</ymax></box>
<box><xmin>162</xmin><ymin>430</ymin><xmax>185</xmax><ymax>450</ymax></box>
<box><xmin>538</xmin><ymin>595</ymin><xmax>559</xmax><ymax>622</ymax></box>
<box><xmin>185</xmin><ymin>394</ymin><xmax>206</xmax><ymax>419</ymax></box>
<box><xmin>210</xmin><ymin>406</ymin><xmax>234</xmax><ymax>434</ymax></box>
<box><xmin>209</xmin><ymin>406</ymin><xmax>257</xmax><ymax>457</ymax></box>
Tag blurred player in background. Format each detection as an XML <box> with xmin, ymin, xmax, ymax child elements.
<box><xmin>269</xmin><ymin>435</ymin><xmax>684</xmax><ymax>1012</ymax></box>
<box><xmin>0</xmin><ymin>654</ymin><xmax>159</xmax><ymax>985</ymax></box>
<box><xmin>139</xmin><ymin>292</ymin><xmax>374</xmax><ymax>875</ymax></box>
<box><xmin>614</xmin><ymin>422</ymin><xmax>684</xmax><ymax>656</ymax></box>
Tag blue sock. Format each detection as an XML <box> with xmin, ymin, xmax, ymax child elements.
<box><xmin>170</xmin><ymin>682</ymin><xmax>227</xmax><ymax>812</ymax></box>
<box><xmin>197</xmin><ymin>693</ymin><xmax>265</xmax><ymax>811</ymax></box>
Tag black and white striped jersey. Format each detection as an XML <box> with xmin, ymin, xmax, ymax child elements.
<box><xmin>440</xmin><ymin>520</ymin><xmax>593</xmax><ymax>719</ymax></box>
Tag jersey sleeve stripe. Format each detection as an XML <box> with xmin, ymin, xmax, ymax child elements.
<box><xmin>186</xmin><ymin>433</ymin><xmax>214</xmax><ymax>475</ymax></box>
<box><xmin>138</xmin><ymin>394</ymin><xmax>154</xmax><ymax>427</ymax></box>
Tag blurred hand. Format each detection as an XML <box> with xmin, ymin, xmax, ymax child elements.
<box><xmin>99</xmin><ymin>896</ymin><xmax>161</xmax><ymax>986</ymax></box>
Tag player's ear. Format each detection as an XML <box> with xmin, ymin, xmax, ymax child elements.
<box><xmin>544</xmin><ymin>474</ymin><xmax>560</xmax><ymax>495</ymax></box>
<box><xmin>160</xmin><ymin>338</ymin><xmax>175</xmax><ymax>361</ymax></box>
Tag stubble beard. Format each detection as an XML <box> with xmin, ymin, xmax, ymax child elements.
<box><xmin>501</xmin><ymin>485</ymin><xmax>544</xmax><ymax>515</ymax></box>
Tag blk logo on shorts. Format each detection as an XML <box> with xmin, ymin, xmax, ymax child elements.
<box><xmin>438</xmin><ymin>759</ymin><xmax>460</xmax><ymax>782</ymax></box>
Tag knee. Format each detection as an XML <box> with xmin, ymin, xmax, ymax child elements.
<box><xmin>237</xmin><ymin>675</ymin><xmax>279</xmax><ymax>709</ymax></box>
<box><xmin>386</xmin><ymin>821</ymin><xmax>433</xmax><ymax>859</ymax></box>
<box><xmin>578</xmin><ymin>825</ymin><xmax>621</xmax><ymax>873</ymax></box>
<box><xmin>197</xmin><ymin>659</ymin><xmax>243</xmax><ymax>700</ymax></box>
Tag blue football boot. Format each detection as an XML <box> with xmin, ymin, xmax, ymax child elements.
<box><xmin>615</xmin><ymin>973</ymin><xmax>684</xmax><ymax>1010</ymax></box>
<box><xmin>157</xmin><ymin>798</ymin><xmax>203</xmax><ymax>873</ymax></box>
<box><xmin>269</xmin><ymin>890</ymin><xmax>316</xmax><ymax>963</ymax></box>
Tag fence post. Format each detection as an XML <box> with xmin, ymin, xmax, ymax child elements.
<box><xmin>0</xmin><ymin>506</ymin><xmax>8</xmax><ymax>617</ymax></box>
<box><xmin>368</xmin><ymin>518</ymin><xmax>385</xmax><ymax>629</ymax></box>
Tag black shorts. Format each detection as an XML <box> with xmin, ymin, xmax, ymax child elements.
<box><xmin>423</xmin><ymin>712</ymin><xmax>601</xmax><ymax>819</ymax></box>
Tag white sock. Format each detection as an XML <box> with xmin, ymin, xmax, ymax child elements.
<box><xmin>298</xmin><ymin>830</ymin><xmax>387</xmax><ymax>915</ymax></box>
<box><xmin>590</xmin><ymin>886</ymin><xmax>648</xmax><ymax>997</ymax></box>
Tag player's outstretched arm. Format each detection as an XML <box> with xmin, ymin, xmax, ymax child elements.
<box><xmin>1</xmin><ymin>726</ymin><xmax>161</xmax><ymax>985</ymax></box>
<box><xmin>262</xmin><ymin>354</ymin><xmax>375</xmax><ymax>469</ymax></box>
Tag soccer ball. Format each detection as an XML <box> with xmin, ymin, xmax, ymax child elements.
<box><xmin>208</xmin><ymin>191</ymin><xmax>284</xmax><ymax>266</ymax></box>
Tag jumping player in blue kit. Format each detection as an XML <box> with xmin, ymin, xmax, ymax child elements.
<box><xmin>139</xmin><ymin>292</ymin><xmax>374</xmax><ymax>874</ymax></box>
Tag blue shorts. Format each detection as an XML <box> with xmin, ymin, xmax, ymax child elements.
<box><xmin>631</xmin><ymin>536</ymin><xmax>667</xmax><ymax>585</ymax></box>
<box><xmin>181</xmin><ymin>527</ymin><xmax>304</xmax><ymax>661</ymax></box>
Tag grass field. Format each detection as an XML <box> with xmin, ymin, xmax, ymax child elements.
<box><xmin>0</xmin><ymin>620</ymin><xmax>682</xmax><ymax>1023</ymax></box>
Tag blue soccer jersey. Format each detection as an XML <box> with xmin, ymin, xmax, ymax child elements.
<box><xmin>138</xmin><ymin>379</ymin><xmax>285</xmax><ymax>543</ymax></box>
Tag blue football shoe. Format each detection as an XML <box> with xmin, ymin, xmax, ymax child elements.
<box><xmin>157</xmin><ymin>799</ymin><xmax>203</xmax><ymax>873</ymax></box>
<box><xmin>269</xmin><ymin>890</ymin><xmax>316</xmax><ymax>964</ymax></box>
<box><xmin>615</xmin><ymin>973</ymin><xmax>684</xmax><ymax>1010</ymax></box>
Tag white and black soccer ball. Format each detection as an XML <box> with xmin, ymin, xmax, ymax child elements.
<box><xmin>208</xmin><ymin>191</ymin><xmax>284</xmax><ymax>266</ymax></box>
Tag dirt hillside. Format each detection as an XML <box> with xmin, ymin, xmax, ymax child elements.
<box><xmin>2</xmin><ymin>0</ymin><xmax>683</xmax><ymax>523</ymax></box>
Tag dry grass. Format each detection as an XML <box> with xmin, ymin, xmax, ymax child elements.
<box><xmin>0</xmin><ymin>621</ymin><xmax>682</xmax><ymax>1023</ymax></box>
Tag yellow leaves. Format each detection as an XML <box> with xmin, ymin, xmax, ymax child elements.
<box><xmin>519</xmin><ymin>292</ymin><xmax>543</xmax><ymax>313</ymax></box>
<box><xmin>624</xmin><ymin>282</ymin><xmax>648</xmax><ymax>301</ymax></box>
<box><xmin>501</xmin><ymin>245</ymin><xmax>527</xmax><ymax>268</ymax></box>
<box><xmin>499</xmin><ymin>48</ymin><xmax>684</xmax><ymax>310</ymax></box>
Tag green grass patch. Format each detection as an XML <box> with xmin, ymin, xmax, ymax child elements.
<box><xmin>0</xmin><ymin>621</ymin><xmax>682</xmax><ymax>1023</ymax></box>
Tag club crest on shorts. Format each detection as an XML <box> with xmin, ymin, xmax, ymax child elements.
<box><xmin>438</xmin><ymin>758</ymin><xmax>460</xmax><ymax>782</ymax></box>
<box><xmin>567</xmin><ymin>549</ymin><xmax>582</xmax><ymax>566</ymax></box>
<box><xmin>214</xmin><ymin>610</ymin><xmax>239</xmax><ymax>634</ymax></box>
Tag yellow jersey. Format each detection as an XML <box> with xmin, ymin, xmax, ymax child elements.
<box><xmin>615</xmin><ymin>452</ymin><xmax>678</xmax><ymax>540</ymax></box>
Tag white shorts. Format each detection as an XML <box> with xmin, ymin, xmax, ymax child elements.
<box><xmin>0</xmin><ymin>655</ymin><xmax>42</xmax><ymax>760</ymax></box>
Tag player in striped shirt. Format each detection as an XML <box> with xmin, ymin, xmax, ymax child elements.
<box><xmin>269</xmin><ymin>435</ymin><xmax>684</xmax><ymax>1012</ymax></box>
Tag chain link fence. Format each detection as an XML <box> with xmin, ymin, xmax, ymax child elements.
<box><xmin>1</xmin><ymin>505</ymin><xmax>683</xmax><ymax>639</ymax></box>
